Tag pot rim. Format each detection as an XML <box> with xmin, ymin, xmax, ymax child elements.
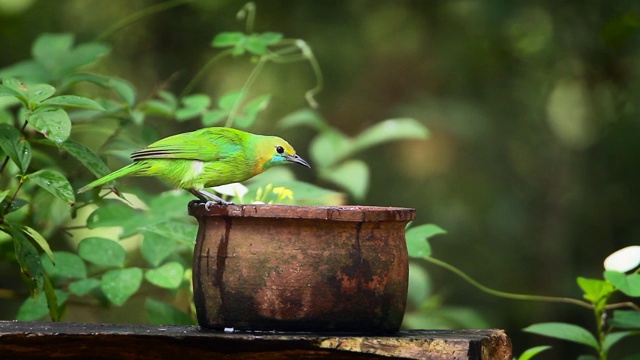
<box><xmin>188</xmin><ymin>203</ymin><xmax>415</xmax><ymax>222</ymax></box>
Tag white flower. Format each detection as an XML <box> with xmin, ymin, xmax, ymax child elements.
<box><xmin>604</xmin><ymin>246</ymin><xmax>640</xmax><ymax>272</ymax></box>
<box><xmin>212</xmin><ymin>183</ymin><xmax>248</xmax><ymax>198</ymax></box>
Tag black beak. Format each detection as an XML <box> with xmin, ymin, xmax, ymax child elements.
<box><xmin>285</xmin><ymin>154</ymin><xmax>311</xmax><ymax>168</ymax></box>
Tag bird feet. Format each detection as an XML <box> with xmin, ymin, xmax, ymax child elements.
<box><xmin>190</xmin><ymin>189</ymin><xmax>234</xmax><ymax>210</ymax></box>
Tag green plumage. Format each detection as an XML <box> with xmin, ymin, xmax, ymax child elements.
<box><xmin>78</xmin><ymin>127</ymin><xmax>310</xmax><ymax>203</ymax></box>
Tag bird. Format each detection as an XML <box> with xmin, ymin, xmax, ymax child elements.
<box><xmin>77</xmin><ymin>127</ymin><xmax>310</xmax><ymax>208</ymax></box>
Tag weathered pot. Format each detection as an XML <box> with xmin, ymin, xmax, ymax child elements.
<box><xmin>189</xmin><ymin>203</ymin><xmax>414</xmax><ymax>333</ymax></box>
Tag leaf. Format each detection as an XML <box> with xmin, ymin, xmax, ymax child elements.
<box><xmin>43</xmin><ymin>274</ymin><xmax>63</xmax><ymax>321</ymax></box>
<box><xmin>609</xmin><ymin>310</ymin><xmax>640</xmax><ymax>329</ymax></box>
<box><xmin>0</xmin><ymin>196</ymin><xmax>28</xmax><ymax>214</ymax></box>
<box><xmin>604</xmin><ymin>246</ymin><xmax>640</xmax><ymax>272</ymax></box>
<box><xmin>40</xmin><ymin>95</ymin><xmax>105</xmax><ymax>110</ymax></box>
<box><xmin>201</xmin><ymin>110</ymin><xmax>227</xmax><ymax>126</ymax></box>
<box><xmin>145</xmin><ymin>262</ymin><xmax>184</xmax><ymax>289</ymax></box>
<box><xmin>212</xmin><ymin>32</ymin><xmax>245</xmax><ymax>47</ymax></box>
<box><xmin>278</xmin><ymin>109</ymin><xmax>329</xmax><ymax>131</ymax></box>
<box><xmin>141</xmin><ymin>233</ymin><xmax>177</xmax><ymax>267</ymax></box>
<box><xmin>407</xmin><ymin>262</ymin><xmax>431</xmax><ymax>307</ymax></box>
<box><xmin>0</xmin><ymin>123</ymin><xmax>31</xmax><ymax>173</ymax></box>
<box><xmin>26</xmin><ymin>84</ymin><xmax>55</xmax><ymax>106</ymax></box>
<box><xmin>78</xmin><ymin>237</ymin><xmax>126</xmax><ymax>267</ymax></box>
<box><xmin>142</xmin><ymin>221</ymin><xmax>197</xmax><ymax>245</ymax></box>
<box><xmin>577</xmin><ymin>277</ymin><xmax>615</xmax><ymax>309</ymax></box>
<box><xmin>523</xmin><ymin>322</ymin><xmax>600</xmax><ymax>350</ymax></box>
<box><xmin>28</xmin><ymin>107</ymin><xmax>71</xmax><ymax>143</ymax></box>
<box><xmin>309</xmin><ymin>130</ymin><xmax>352</xmax><ymax>168</ymax></box>
<box><xmin>41</xmin><ymin>251</ymin><xmax>86</xmax><ymax>279</ymax></box>
<box><xmin>69</xmin><ymin>278</ymin><xmax>101</xmax><ymax>296</ymax></box>
<box><xmin>603</xmin><ymin>331</ymin><xmax>637</xmax><ymax>352</ymax></box>
<box><xmin>101</xmin><ymin>267</ymin><xmax>143</xmax><ymax>306</ymax></box>
<box><xmin>16</xmin><ymin>288</ymin><xmax>69</xmax><ymax>321</ymax></box>
<box><xmin>218</xmin><ymin>90</ymin><xmax>243</xmax><ymax>111</ymax></box>
<box><xmin>60</xmin><ymin>139</ymin><xmax>112</xmax><ymax>179</ymax></box>
<box><xmin>145</xmin><ymin>298</ymin><xmax>194</xmax><ymax>325</ymax></box>
<box><xmin>109</xmin><ymin>78</ymin><xmax>136</xmax><ymax>107</ymax></box>
<box><xmin>604</xmin><ymin>270</ymin><xmax>640</xmax><ymax>297</ymax></box>
<box><xmin>20</xmin><ymin>225</ymin><xmax>54</xmax><ymax>262</ymax></box>
<box><xmin>9</xmin><ymin>224</ymin><xmax>44</xmax><ymax>291</ymax></box>
<box><xmin>244</xmin><ymin>34</ymin><xmax>268</xmax><ymax>55</ymax></box>
<box><xmin>28</xmin><ymin>169</ymin><xmax>75</xmax><ymax>204</ymax></box>
<box><xmin>0</xmin><ymin>78</ymin><xmax>27</xmax><ymax>99</ymax></box>
<box><xmin>321</xmin><ymin>160</ymin><xmax>369</xmax><ymax>200</ymax></box>
<box><xmin>517</xmin><ymin>345</ymin><xmax>552</xmax><ymax>360</ymax></box>
<box><xmin>406</xmin><ymin>224</ymin><xmax>447</xmax><ymax>258</ymax></box>
<box><xmin>86</xmin><ymin>203</ymin><xmax>140</xmax><ymax>235</ymax></box>
<box><xmin>236</xmin><ymin>94</ymin><xmax>271</xmax><ymax>128</ymax></box>
<box><xmin>176</xmin><ymin>94</ymin><xmax>211</xmax><ymax>121</ymax></box>
<box><xmin>32</xmin><ymin>33</ymin><xmax>75</xmax><ymax>68</ymax></box>
<box><xmin>352</xmin><ymin>118</ymin><xmax>429</xmax><ymax>153</ymax></box>
<box><xmin>258</xmin><ymin>32</ymin><xmax>283</xmax><ymax>45</ymax></box>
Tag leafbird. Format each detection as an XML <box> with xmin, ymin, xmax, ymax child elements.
<box><xmin>78</xmin><ymin>127</ymin><xmax>310</xmax><ymax>207</ymax></box>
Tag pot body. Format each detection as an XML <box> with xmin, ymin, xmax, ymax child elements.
<box><xmin>189</xmin><ymin>204</ymin><xmax>414</xmax><ymax>333</ymax></box>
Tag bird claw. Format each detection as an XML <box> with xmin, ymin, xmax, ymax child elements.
<box><xmin>204</xmin><ymin>199</ymin><xmax>234</xmax><ymax>210</ymax></box>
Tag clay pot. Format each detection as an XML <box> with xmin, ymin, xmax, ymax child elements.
<box><xmin>189</xmin><ymin>203</ymin><xmax>414</xmax><ymax>333</ymax></box>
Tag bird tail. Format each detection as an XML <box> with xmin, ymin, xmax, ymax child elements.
<box><xmin>77</xmin><ymin>162</ymin><xmax>148</xmax><ymax>194</ymax></box>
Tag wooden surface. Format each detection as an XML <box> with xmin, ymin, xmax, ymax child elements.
<box><xmin>0</xmin><ymin>321</ymin><xmax>511</xmax><ymax>360</ymax></box>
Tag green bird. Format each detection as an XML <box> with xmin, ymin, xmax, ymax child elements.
<box><xmin>78</xmin><ymin>127</ymin><xmax>310</xmax><ymax>207</ymax></box>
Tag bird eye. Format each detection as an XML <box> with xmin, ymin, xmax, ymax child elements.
<box><xmin>276</xmin><ymin>146</ymin><xmax>284</xmax><ymax>154</ymax></box>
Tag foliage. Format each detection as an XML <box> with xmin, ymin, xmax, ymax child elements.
<box><xmin>406</xmin><ymin>227</ymin><xmax>640</xmax><ymax>360</ymax></box>
<box><xmin>0</xmin><ymin>3</ymin><xmax>428</xmax><ymax>324</ymax></box>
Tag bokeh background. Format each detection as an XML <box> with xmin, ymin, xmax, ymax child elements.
<box><xmin>1</xmin><ymin>0</ymin><xmax>639</xmax><ymax>358</ymax></box>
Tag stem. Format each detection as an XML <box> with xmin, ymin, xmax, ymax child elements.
<box><xmin>179</xmin><ymin>49</ymin><xmax>234</xmax><ymax>99</ymax></box>
<box><xmin>225</xmin><ymin>57</ymin><xmax>266</xmax><ymax>127</ymax></box>
<box><xmin>238</xmin><ymin>2</ymin><xmax>256</xmax><ymax>33</ymax></box>
<box><xmin>424</xmin><ymin>256</ymin><xmax>594</xmax><ymax>309</ymax></box>
<box><xmin>0</xmin><ymin>175</ymin><xmax>26</xmax><ymax>223</ymax></box>
<box><xmin>96</xmin><ymin>0</ymin><xmax>196</xmax><ymax>41</ymax></box>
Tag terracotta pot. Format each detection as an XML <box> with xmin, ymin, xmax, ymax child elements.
<box><xmin>189</xmin><ymin>203</ymin><xmax>415</xmax><ymax>333</ymax></box>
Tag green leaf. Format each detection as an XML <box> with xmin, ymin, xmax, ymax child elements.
<box><xmin>258</xmin><ymin>32</ymin><xmax>283</xmax><ymax>45</ymax></box>
<box><xmin>278</xmin><ymin>109</ymin><xmax>329</xmax><ymax>131</ymax></box>
<box><xmin>201</xmin><ymin>110</ymin><xmax>227</xmax><ymax>126</ymax></box>
<box><xmin>609</xmin><ymin>310</ymin><xmax>640</xmax><ymax>329</ymax></box>
<box><xmin>20</xmin><ymin>225</ymin><xmax>54</xmax><ymax>262</ymax></box>
<box><xmin>69</xmin><ymin>278</ymin><xmax>101</xmax><ymax>296</ymax></box>
<box><xmin>142</xmin><ymin>233</ymin><xmax>177</xmax><ymax>267</ymax></box>
<box><xmin>86</xmin><ymin>203</ymin><xmax>140</xmax><ymax>234</ymax></box>
<box><xmin>309</xmin><ymin>130</ymin><xmax>352</xmax><ymax>168</ymax></box>
<box><xmin>577</xmin><ymin>277</ymin><xmax>615</xmax><ymax>308</ymax></box>
<box><xmin>60</xmin><ymin>139</ymin><xmax>112</xmax><ymax>178</ymax></box>
<box><xmin>0</xmin><ymin>78</ymin><xmax>27</xmax><ymax>99</ymax></box>
<box><xmin>27</xmin><ymin>169</ymin><xmax>75</xmax><ymax>204</ymax></box>
<box><xmin>32</xmin><ymin>33</ymin><xmax>74</xmax><ymax>67</ymax></box>
<box><xmin>176</xmin><ymin>94</ymin><xmax>211</xmax><ymax>121</ymax></box>
<box><xmin>353</xmin><ymin>118</ymin><xmax>429</xmax><ymax>153</ymax></box>
<box><xmin>406</xmin><ymin>224</ymin><xmax>447</xmax><ymax>258</ymax></box>
<box><xmin>604</xmin><ymin>270</ymin><xmax>640</xmax><ymax>297</ymax></box>
<box><xmin>41</xmin><ymin>251</ymin><xmax>86</xmax><ymax>279</ymax></box>
<box><xmin>407</xmin><ymin>262</ymin><xmax>431</xmax><ymax>307</ymax></box>
<box><xmin>517</xmin><ymin>345</ymin><xmax>552</xmax><ymax>360</ymax></box>
<box><xmin>145</xmin><ymin>262</ymin><xmax>184</xmax><ymax>289</ymax></box>
<box><xmin>142</xmin><ymin>221</ymin><xmax>197</xmax><ymax>245</ymax></box>
<box><xmin>0</xmin><ymin>190</ymin><xmax>7</xmax><ymax>203</ymax></box>
<box><xmin>603</xmin><ymin>331</ymin><xmax>637</xmax><ymax>352</ymax></box>
<box><xmin>244</xmin><ymin>34</ymin><xmax>268</xmax><ymax>55</ymax></box>
<box><xmin>109</xmin><ymin>78</ymin><xmax>136</xmax><ymax>107</ymax></box>
<box><xmin>16</xmin><ymin>288</ymin><xmax>69</xmax><ymax>321</ymax></box>
<box><xmin>78</xmin><ymin>237</ymin><xmax>126</xmax><ymax>267</ymax></box>
<box><xmin>145</xmin><ymin>298</ymin><xmax>194</xmax><ymax>325</ymax></box>
<box><xmin>28</xmin><ymin>107</ymin><xmax>71</xmax><ymax>143</ymax></box>
<box><xmin>9</xmin><ymin>224</ymin><xmax>44</xmax><ymax>291</ymax></box>
<box><xmin>26</xmin><ymin>84</ymin><xmax>55</xmax><ymax>106</ymax></box>
<box><xmin>0</xmin><ymin>123</ymin><xmax>31</xmax><ymax>173</ymax></box>
<box><xmin>236</xmin><ymin>94</ymin><xmax>271</xmax><ymax>128</ymax></box>
<box><xmin>0</xmin><ymin>196</ymin><xmax>28</xmax><ymax>214</ymax></box>
<box><xmin>212</xmin><ymin>32</ymin><xmax>246</xmax><ymax>47</ymax></box>
<box><xmin>523</xmin><ymin>322</ymin><xmax>600</xmax><ymax>350</ymax></box>
<box><xmin>101</xmin><ymin>267</ymin><xmax>143</xmax><ymax>306</ymax></box>
<box><xmin>218</xmin><ymin>90</ymin><xmax>243</xmax><ymax>111</ymax></box>
<box><xmin>40</xmin><ymin>95</ymin><xmax>104</xmax><ymax>110</ymax></box>
<box><xmin>321</xmin><ymin>160</ymin><xmax>369</xmax><ymax>200</ymax></box>
<box><xmin>43</xmin><ymin>274</ymin><xmax>63</xmax><ymax>321</ymax></box>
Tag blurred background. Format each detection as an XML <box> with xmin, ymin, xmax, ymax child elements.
<box><xmin>1</xmin><ymin>0</ymin><xmax>639</xmax><ymax>358</ymax></box>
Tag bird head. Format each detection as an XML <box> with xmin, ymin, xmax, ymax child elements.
<box><xmin>257</xmin><ymin>136</ymin><xmax>311</xmax><ymax>171</ymax></box>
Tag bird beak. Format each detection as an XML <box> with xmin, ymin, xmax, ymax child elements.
<box><xmin>285</xmin><ymin>154</ymin><xmax>311</xmax><ymax>168</ymax></box>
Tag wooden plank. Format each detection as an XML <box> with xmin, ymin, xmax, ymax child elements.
<box><xmin>0</xmin><ymin>321</ymin><xmax>511</xmax><ymax>360</ymax></box>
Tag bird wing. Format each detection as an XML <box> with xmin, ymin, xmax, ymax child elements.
<box><xmin>130</xmin><ymin>128</ymin><xmax>245</xmax><ymax>162</ymax></box>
